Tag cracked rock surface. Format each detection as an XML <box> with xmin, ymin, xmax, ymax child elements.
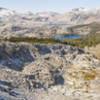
<box><xmin>0</xmin><ymin>42</ymin><xmax>100</xmax><ymax>100</ymax></box>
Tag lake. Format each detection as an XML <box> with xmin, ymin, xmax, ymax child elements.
<box><xmin>55</xmin><ymin>34</ymin><xmax>87</xmax><ymax>40</ymax></box>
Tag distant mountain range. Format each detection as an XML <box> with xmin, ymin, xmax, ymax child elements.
<box><xmin>0</xmin><ymin>7</ymin><xmax>100</xmax><ymax>25</ymax></box>
<box><xmin>0</xmin><ymin>7</ymin><xmax>100</xmax><ymax>38</ymax></box>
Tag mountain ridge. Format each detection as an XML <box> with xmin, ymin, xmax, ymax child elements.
<box><xmin>0</xmin><ymin>7</ymin><xmax>100</xmax><ymax>38</ymax></box>
<box><xmin>0</xmin><ymin>7</ymin><xmax>100</xmax><ymax>25</ymax></box>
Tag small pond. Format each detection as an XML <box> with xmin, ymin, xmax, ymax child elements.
<box><xmin>55</xmin><ymin>34</ymin><xmax>87</xmax><ymax>40</ymax></box>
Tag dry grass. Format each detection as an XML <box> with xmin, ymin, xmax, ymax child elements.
<box><xmin>65</xmin><ymin>65</ymin><xmax>100</xmax><ymax>90</ymax></box>
<box><xmin>83</xmin><ymin>69</ymin><xmax>97</xmax><ymax>81</ymax></box>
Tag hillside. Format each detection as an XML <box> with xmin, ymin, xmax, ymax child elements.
<box><xmin>67</xmin><ymin>23</ymin><xmax>100</xmax><ymax>35</ymax></box>
<box><xmin>0</xmin><ymin>42</ymin><xmax>100</xmax><ymax>100</ymax></box>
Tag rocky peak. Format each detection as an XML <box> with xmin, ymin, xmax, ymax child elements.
<box><xmin>72</xmin><ymin>7</ymin><xmax>85</xmax><ymax>12</ymax></box>
<box><xmin>0</xmin><ymin>7</ymin><xmax>7</xmax><ymax>10</ymax></box>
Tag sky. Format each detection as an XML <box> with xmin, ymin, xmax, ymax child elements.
<box><xmin>0</xmin><ymin>0</ymin><xmax>100</xmax><ymax>13</ymax></box>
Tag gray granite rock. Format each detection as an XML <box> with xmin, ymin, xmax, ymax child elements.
<box><xmin>0</xmin><ymin>42</ymin><xmax>100</xmax><ymax>100</ymax></box>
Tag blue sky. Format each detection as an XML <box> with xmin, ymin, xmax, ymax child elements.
<box><xmin>0</xmin><ymin>0</ymin><xmax>100</xmax><ymax>12</ymax></box>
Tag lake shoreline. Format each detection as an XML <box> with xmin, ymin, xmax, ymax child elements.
<box><xmin>55</xmin><ymin>34</ymin><xmax>87</xmax><ymax>39</ymax></box>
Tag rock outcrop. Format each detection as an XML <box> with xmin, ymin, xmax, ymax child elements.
<box><xmin>0</xmin><ymin>42</ymin><xmax>100</xmax><ymax>100</ymax></box>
